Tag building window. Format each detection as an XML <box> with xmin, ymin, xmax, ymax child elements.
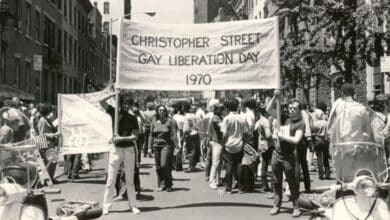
<box><xmin>74</xmin><ymin>41</ymin><xmax>77</xmax><ymax>67</ymax></box>
<box><xmin>15</xmin><ymin>58</ymin><xmax>21</xmax><ymax>89</ymax></box>
<box><xmin>25</xmin><ymin>62</ymin><xmax>31</xmax><ymax>92</ymax></box>
<box><xmin>104</xmin><ymin>2</ymin><xmax>110</xmax><ymax>14</ymax></box>
<box><xmin>78</xmin><ymin>10</ymin><xmax>81</xmax><ymax>31</ymax></box>
<box><xmin>34</xmin><ymin>11</ymin><xmax>40</xmax><ymax>41</ymax></box>
<box><xmin>0</xmin><ymin>48</ymin><xmax>5</xmax><ymax>83</ymax></box>
<box><xmin>69</xmin><ymin>37</ymin><xmax>72</xmax><ymax>63</ymax></box>
<box><xmin>26</xmin><ymin>3</ymin><xmax>32</xmax><ymax>36</ymax></box>
<box><xmin>57</xmin><ymin>0</ymin><xmax>62</xmax><ymax>11</ymax></box>
<box><xmin>74</xmin><ymin>6</ymin><xmax>77</xmax><ymax>27</ymax></box>
<box><xmin>94</xmin><ymin>1</ymin><xmax>97</xmax><ymax>7</ymax></box>
<box><xmin>15</xmin><ymin>0</ymin><xmax>22</xmax><ymax>30</ymax></box>
<box><xmin>64</xmin><ymin>32</ymin><xmax>67</xmax><ymax>61</ymax></box>
<box><xmin>64</xmin><ymin>0</ymin><xmax>67</xmax><ymax>19</ymax></box>
<box><xmin>44</xmin><ymin>16</ymin><xmax>49</xmax><ymax>45</ymax></box>
<box><xmin>103</xmin><ymin>21</ymin><xmax>109</xmax><ymax>33</ymax></box>
<box><xmin>69</xmin><ymin>0</ymin><xmax>72</xmax><ymax>24</ymax></box>
<box><xmin>57</xmin><ymin>29</ymin><xmax>62</xmax><ymax>53</ymax></box>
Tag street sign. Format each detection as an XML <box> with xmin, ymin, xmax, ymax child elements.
<box><xmin>33</xmin><ymin>54</ymin><xmax>42</xmax><ymax>71</ymax></box>
<box><xmin>381</xmin><ymin>56</ymin><xmax>390</xmax><ymax>73</ymax></box>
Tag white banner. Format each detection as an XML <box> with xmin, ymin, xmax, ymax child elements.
<box><xmin>117</xmin><ymin>17</ymin><xmax>280</xmax><ymax>91</ymax></box>
<box><xmin>381</xmin><ymin>56</ymin><xmax>390</xmax><ymax>73</ymax></box>
<box><xmin>58</xmin><ymin>89</ymin><xmax>113</xmax><ymax>155</ymax></box>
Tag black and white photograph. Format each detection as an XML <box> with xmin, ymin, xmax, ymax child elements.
<box><xmin>0</xmin><ymin>0</ymin><xmax>390</xmax><ymax>219</ymax></box>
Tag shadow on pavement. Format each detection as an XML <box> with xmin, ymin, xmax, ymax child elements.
<box><xmin>172</xmin><ymin>178</ymin><xmax>191</xmax><ymax>181</ymax></box>
<box><xmin>170</xmin><ymin>187</ymin><xmax>190</xmax><ymax>192</ymax></box>
<box><xmin>109</xmin><ymin>209</ymin><xmax>132</xmax><ymax>214</ymax></box>
<box><xmin>136</xmin><ymin>194</ymin><xmax>155</xmax><ymax>201</ymax></box>
<box><xmin>139</xmin><ymin>202</ymin><xmax>293</xmax><ymax>213</ymax></box>
<box><xmin>71</xmin><ymin>179</ymin><xmax>106</xmax><ymax>184</ymax></box>
<box><xmin>141</xmin><ymin>188</ymin><xmax>154</xmax><ymax>192</ymax></box>
<box><xmin>139</xmin><ymin>163</ymin><xmax>154</xmax><ymax>169</ymax></box>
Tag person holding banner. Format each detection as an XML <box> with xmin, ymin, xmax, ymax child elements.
<box><xmin>271</xmin><ymin>98</ymin><xmax>303</xmax><ymax>218</ymax></box>
<box><xmin>99</xmin><ymin>91</ymin><xmax>141</xmax><ymax>215</ymax></box>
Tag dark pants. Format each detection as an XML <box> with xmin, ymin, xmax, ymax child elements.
<box><xmin>65</xmin><ymin>154</ymin><xmax>81</xmax><ymax>178</ymax></box>
<box><xmin>224</xmin><ymin>150</ymin><xmax>243</xmax><ymax>191</ymax></box>
<box><xmin>137</xmin><ymin>133</ymin><xmax>143</xmax><ymax>163</ymax></box>
<box><xmin>173</xmin><ymin>147</ymin><xmax>183</xmax><ymax>171</ymax></box>
<box><xmin>115</xmin><ymin>161</ymin><xmax>141</xmax><ymax>198</ymax></box>
<box><xmin>186</xmin><ymin>136</ymin><xmax>200</xmax><ymax>169</ymax></box>
<box><xmin>314</xmin><ymin>140</ymin><xmax>330</xmax><ymax>178</ymax></box>
<box><xmin>240</xmin><ymin>165</ymin><xmax>255</xmax><ymax>191</ymax></box>
<box><xmin>40</xmin><ymin>148</ymin><xmax>58</xmax><ymax>181</ymax></box>
<box><xmin>143</xmin><ymin>128</ymin><xmax>151</xmax><ymax>157</ymax></box>
<box><xmin>205</xmin><ymin>143</ymin><xmax>212</xmax><ymax>178</ymax></box>
<box><xmin>294</xmin><ymin>145</ymin><xmax>311</xmax><ymax>192</ymax></box>
<box><xmin>154</xmin><ymin>145</ymin><xmax>173</xmax><ymax>188</ymax></box>
<box><xmin>271</xmin><ymin>152</ymin><xmax>299</xmax><ymax>208</ymax></box>
<box><xmin>261</xmin><ymin>147</ymin><xmax>274</xmax><ymax>188</ymax></box>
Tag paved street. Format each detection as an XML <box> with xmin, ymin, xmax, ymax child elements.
<box><xmin>46</xmin><ymin>155</ymin><xmax>333</xmax><ymax>220</ymax></box>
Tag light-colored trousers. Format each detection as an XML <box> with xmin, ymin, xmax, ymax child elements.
<box><xmin>209</xmin><ymin>141</ymin><xmax>223</xmax><ymax>185</ymax></box>
<box><xmin>103</xmin><ymin>146</ymin><xmax>136</xmax><ymax>211</ymax></box>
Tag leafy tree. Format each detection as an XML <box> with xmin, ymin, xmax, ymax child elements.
<box><xmin>270</xmin><ymin>0</ymin><xmax>390</xmax><ymax>102</ymax></box>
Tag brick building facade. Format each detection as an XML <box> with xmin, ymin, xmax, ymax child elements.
<box><xmin>0</xmin><ymin>0</ymin><xmax>109</xmax><ymax>104</ymax></box>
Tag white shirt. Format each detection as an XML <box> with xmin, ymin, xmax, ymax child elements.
<box><xmin>173</xmin><ymin>114</ymin><xmax>185</xmax><ymax>131</ymax></box>
<box><xmin>183</xmin><ymin>113</ymin><xmax>197</xmax><ymax>133</ymax></box>
<box><xmin>242</xmin><ymin>108</ymin><xmax>255</xmax><ymax>134</ymax></box>
<box><xmin>195</xmin><ymin>108</ymin><xmax>205</xmax><ymax>124</ymax></box>
<box><xmin>221</xmin><ymin>112</ymin><xmax>248</xmax><ymax>153</ymax></box>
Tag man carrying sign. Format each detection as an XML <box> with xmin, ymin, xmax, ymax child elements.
<box><xmin>99</xmin><ymin>91</ymin><xmax>141</xmax><ymax>215</ymax></box>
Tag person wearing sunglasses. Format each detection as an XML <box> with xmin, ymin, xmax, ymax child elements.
<box><xmin>148</xmin><ymin>104</ymin><xmax>178</xmax><ymax>192</ymax></box>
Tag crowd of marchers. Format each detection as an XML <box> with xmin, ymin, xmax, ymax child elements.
<box><xmin>2</xmin><ymin>83</ymin><xmax>390</xmax><ymax>218</ymax></box>
<box><xmin>98</xmin><ymin>84</ymin><xmax>378</xmax><ymax>217</ymax></box>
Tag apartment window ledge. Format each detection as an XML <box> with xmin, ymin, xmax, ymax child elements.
<box><xmin>25</xmin><ymin>34</ymin><xmax>32</xmax><ymax>40</ymax></box>
<box><xmin>35</xmin><ymin>40</ymin><xmax>41</xmax><ymax>46</ymax></box>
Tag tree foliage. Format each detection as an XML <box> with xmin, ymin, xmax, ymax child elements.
<box><xmin>271</xmin><ymin>0</ymin><xmax>390</xmax><ymax>101</ymax></box>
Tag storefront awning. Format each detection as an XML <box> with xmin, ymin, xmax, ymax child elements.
<box><xmin>0</xmin><ymin>84</ymin><xmax>35</xmax><ymax>101</ymax></box>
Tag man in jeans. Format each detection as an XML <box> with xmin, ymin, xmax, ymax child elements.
<box><xmin>271</xmin><ymin>98</ymin><xmax>304</xmax><ymax>217</ymax></box>
<box><xmin>221</xmin><ymin>98</ymin><xmax>248</xmax><ymax>194</ymax></box>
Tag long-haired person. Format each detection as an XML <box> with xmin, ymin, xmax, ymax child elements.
<box><xmin>99</xmin><ymin>91</ymin><xmax>140</xmax><ymax>215</ymax></box>
<box><xmin>149</xmin><ymin>105</ymin><xmax>178</xmax><ymax>191</ymax></box>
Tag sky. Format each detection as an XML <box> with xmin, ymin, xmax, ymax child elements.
<box><xmin>132</xmin><ymin>0</ymin><xmax>194</xmax><ymax>24</ymax></box>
